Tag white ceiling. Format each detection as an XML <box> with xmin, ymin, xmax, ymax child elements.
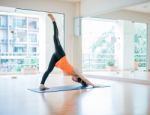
<box><xmin>125</xmin><ymin>1</ymin><xmax>150</xmax><ymax>14</ymax></box>
<box><xmin>56</xmin><ymin>0</ymin><xmax>80</xmax><ymax>2</ymax></box>
<box><xmin>57</xmin><ymin>0</ymin><xmax>150</xmax><ymax>14</ymax></box>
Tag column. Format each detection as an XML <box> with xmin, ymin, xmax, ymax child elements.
<box><xmin>122</xmin><ymin>21</ymin><xmax>134</xmax><ymax>71</ymax></box>
<box><xmin>147</xmin><ymin>23</ymin><xmax>150</xmax><ymax>71</ymax></box>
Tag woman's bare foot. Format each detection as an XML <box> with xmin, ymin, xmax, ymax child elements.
<box><xmin>39</xmin><ymin>84</ymin><xmax>49</xmax><ymax>90</ymax></box>
<box><xmin>48</xmin><ymin>14</ymin><xmax>55</xmax><ymax>21</ymax></box>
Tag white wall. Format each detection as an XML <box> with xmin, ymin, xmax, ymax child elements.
<box><xmin>73</xmin><ymin>2</ymin><xmax>82</xmax><ymax>71</ymax></box>
<box><xmin>0</xmin><ymin>0</ymin><xmax>77</xmax><ymax>72</ymax></box>
<box><xmin>122</xmin><ymin>21</ymin><xmax>134</xmax><ymax>70</ymax></box>
<box><xmin>148</xmin><ymin>25</ymin><xmax>150</xmax><ymax>71</ymax></box>
<box><xmin>98</xmin><ymin>10</ymin><xmax>150</xmax><ymax>71</ymax></box>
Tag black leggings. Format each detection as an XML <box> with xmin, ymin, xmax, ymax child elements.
<box><xmin>40</xmin><ymin>21</ymin><xmax>65</xmax><ymax>84</ymax></box>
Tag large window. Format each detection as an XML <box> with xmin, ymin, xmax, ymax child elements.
<box><xmin>134</xmin><ymin>23</ymin><xmax>147</xmax><ymax>71</ymax></box>
<box><xmin>0</xmin><ymin>8</ymin><xmax>64</xmax><ymax>74</ymax></box>
<box><xmin>0</xmin><ymin>13</ymin><xmax>40</xmax><ymax>73</ymax></box>
<box><xmin>82</xmin><ymin>18</ymin><xmax>120</xmax><ymax>72</ymax></box>
<box><xmin>82</xmin><ymin>18</ymin><xmax>147</xmax><ymax>72</ymax></box>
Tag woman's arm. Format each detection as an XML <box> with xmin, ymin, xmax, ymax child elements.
<box><xmin>73</xmin><ymin>68</ymin><xmax>95</xmax><ymax>87</ymax></box>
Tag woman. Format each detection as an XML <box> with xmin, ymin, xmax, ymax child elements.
<box><xmin>40</xmin><ymin>14</ymin><xmax>94</xmax><ymax>90</ymax></box>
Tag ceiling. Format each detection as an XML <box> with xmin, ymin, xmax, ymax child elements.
<box><xmin>56</xmin><ymin>0</ymin><xmax>80</xmax><ymax>2</ymax></box>
<box><xmin>57</xmin><ymin>0</ymin><xmax>150</xmax><ymax>14</ymax></box>
<box><xmin>124</xmin><ymin>1</ymin><xmax>150</xmax><ymax>14</ymax></box>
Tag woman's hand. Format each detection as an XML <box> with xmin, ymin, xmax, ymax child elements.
<box><xmin>72</xmin><ymin>69</ymin><xmax>95</xmax><ymax>87</ymax></box>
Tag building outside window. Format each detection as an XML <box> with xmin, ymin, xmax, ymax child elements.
<box><xmin>0</xmin><ymin>8</ymin><xmax>64</xmax><ymax>74</ymax></box>
<box><xmin>0</xmin><ymin>13</ymin><xmax>39</xmax><ymax>73</ymax></box>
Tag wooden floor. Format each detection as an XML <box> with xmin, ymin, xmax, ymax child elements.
<box><xmin>0</xmin><ymin>74</ymin><xmax>150</xmax><ymax>115</ymax></box>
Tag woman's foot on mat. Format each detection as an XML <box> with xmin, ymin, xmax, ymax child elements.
<box><xmin>39</xmin><ymin>84</ymin><xmax>49</xmax><ymax>90</ymax></box>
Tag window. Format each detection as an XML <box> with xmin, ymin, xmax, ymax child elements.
<box><xmin>82</xmin><ymin>18</ymin><xmax>120</xmax><ymax>72</ymax></box>
<box><xmin>0</xmin><ymin>14</ymin><xmax>39</xmax><ymax>73</ymax></box>
<box><xmin>82</xmin><ymin>18</ymin><xmax>147</xmax><ymax>72</ymax></box>
<box><xmin>0</xmin><ymin>8</ymin><xmax>64</xmax><ymax>74</ymax></box>
<box><xmin>134</xmin><ymin>23</ymin><xmax>147</xmax><ymax>71</ymax></box>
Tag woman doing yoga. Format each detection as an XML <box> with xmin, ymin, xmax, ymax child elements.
<box><xmin>40</xmin><ymin>14</ymin><xmax>94</xmax><ymax>90</ymax></box>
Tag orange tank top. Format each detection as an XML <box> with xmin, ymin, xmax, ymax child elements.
<box><xmin>55</xmin><ymin>56</ymin><xmax>74</xmax><ymax>75</ymax></box>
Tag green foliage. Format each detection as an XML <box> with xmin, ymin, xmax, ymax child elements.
<box><xmin>90</xmin><ymin>28</ymin><xmax>116</xmax><ymax>68</ymax></box>
<box><xmin>91</xmin><ymin>29</ymin><xmax>115</xmax><ymax>52</ymax></box>
<box><xmin>83</xmin><ymin>21</ymin><xmax>147</xmax><ymax>71</ymax></box>
<box><xmin>134</xmin><ymin>23</ymin><xmax>147</xmax><ymax>54</ymax></box>
<box><xmin>16</xmin><ymin>65</ymin><xmax>22</xmax><ymax>72</ymax></box>
<box><xmin>134</xmin><ymin>23</ymin><xmax>147</xmax><ymax>69</ymax></box>
<box><xmin>107</xmin><ymin>59</ymin><xmax>115</xmax><ymax>66</ymax></box>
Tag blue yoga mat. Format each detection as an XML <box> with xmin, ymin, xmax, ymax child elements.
<box><xmin>28</xmin><ymin>84</ymin><xmax>110</xmax><ymax>93</ymax></box>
